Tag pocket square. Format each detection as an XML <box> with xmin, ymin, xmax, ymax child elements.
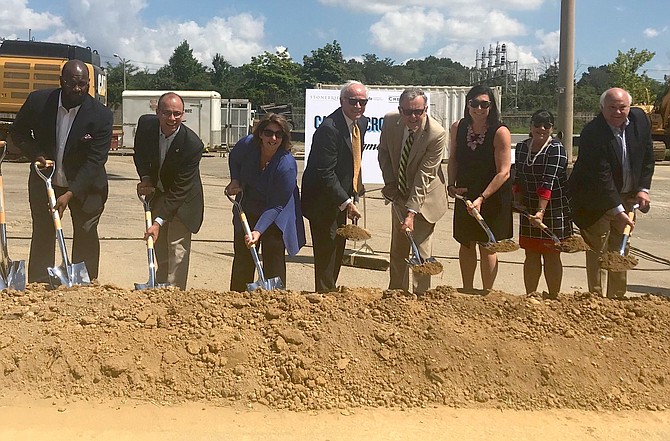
<box><xmin>81</xmin><ymin>133</ymin><xmax>93</xmax><ymax>141</ymax></box>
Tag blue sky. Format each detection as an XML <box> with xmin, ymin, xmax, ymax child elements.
<box><xmin>1</xmin><ymin>0</ymin><xmax>668</xmax><ymax>84</ymax></box>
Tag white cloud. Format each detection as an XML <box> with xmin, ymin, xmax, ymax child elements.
<box><xmin>534</xmin><ymin>29</ymin><xmax>560</xmax><ymax>59</ymax></box>
<box><xmin>370</xmin><ymin>8</ymin><xmax>445</xmax><ymax>54</ymax></box>
<box><xmin>643</xmin><ymin>28</ymin><xmax>659</xmax><ymax>38</ymax></box>
<box><xmin>318</xmin><ymin>0</ymin><xmax>543</xmax><ymax>14</ymax></box>
<box><xmin>0</xmin><ymin>0</ymin><xmax>62</xmax><ymax>34</ymax></box>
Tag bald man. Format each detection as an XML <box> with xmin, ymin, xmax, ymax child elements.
<box><xmin>569</xmin><ymin>87</ymin><xmax>655</xmax><ymax>299</ymax></box>
<box><xmin>10</xmin><ymin>60</ymin><xmax>113</xmax><ymax>284</ymax></box>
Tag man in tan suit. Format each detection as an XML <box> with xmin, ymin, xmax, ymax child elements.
<box><xmin>378</xmin><ymin>88</ymin><xmax>447</xmax><ymax>294</ymax></box>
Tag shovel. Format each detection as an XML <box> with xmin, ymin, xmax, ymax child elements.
<box><xmin>600</xmin><ymin>204</ymin><xmax>640</xmax><ymax>272</ymax></box>
<box><xmin>33</xmin><ymin>160</ymin><xmax>90</xmax><ymax>288</ymax></box>
<box><xmin>134</xmin><ymin>193</ymin><xmax>171</xmax><ymax>290</ymax></box>
<box><xmin>512</xmin><ymin>204</ymin><xmax>588</xmax><ymax>253</ymax></box>
<box><xmin>385</xmin><ymin>196</ymin><xmax>443</xmax><ymax>275</ymax></box>
<box><xmin>454</xmin><ymin>193</ymin><xmax>519</xmax><ymax>253</ymax></box>
<box><xmin>225</xmin><ymin>189</ymin><xmax>284</xmax><ymax>291</ymax></box>
<box><xmin>0</xmin><ymin>142</ymin><xmax>25</xmax><ymax>290</ymax></box>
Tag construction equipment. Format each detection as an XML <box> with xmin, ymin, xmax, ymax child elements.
<box><xmin>0</xmin><ymin>40</ymin><xmax>107</xmax><ymax>158</ymax></box>
<box><xmin>635</xmin><ymin>81</ymin><xmax>670</xmax><ymax>161</ymax></box>
<box><xmin>454</xmin><ymin>193</ymin><xmax>519</xmax><ymax>253</ymax></box>
<box><xmin>134</xmin><ymin>193</ymin><xmax>171</xmax><ymax>290</ymax></box>
<box><xmin>33</xmin><ymin>160</ymin><xmax>90</xmax><ymax>288</ymax></box>
<box><xmin>0</xmin><ymin>141</ymin><xmax>25</xmax><ymax>290</ymax></box>
<box><xmin>225</xmin><ymin>189</ymin><xmax>284</xmax><ymax>291</ymax></box>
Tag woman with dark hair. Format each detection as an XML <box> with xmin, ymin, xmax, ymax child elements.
<box><xmin>225</xmin><ymin>113</ymin><xmax>305</xmax><ymax>291</ymax></box>
<box><xmin>447</xmin><ymin>85</ymin><xmax>513</xmax><ymax>291</ymax></box>
<box><xmin>513</xmin><ymin>110</ymin><xmax>571</xmax><ymax>299</ymax></box>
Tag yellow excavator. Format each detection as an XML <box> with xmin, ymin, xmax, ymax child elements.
<box><xmin>636</xmin><ymin>80</ymin><xmax>670</xmax><ymax>161</ymax></box>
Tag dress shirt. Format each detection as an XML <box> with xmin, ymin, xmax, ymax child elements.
<box><xmin>55</xmin><ymin>93</ymin><xmax>81</xmax><ymax>187</ymax></box>
<box><xmin>153</xmin><ymin>125</ymin><xmax>180</xmax><ymax>226</ymax></box>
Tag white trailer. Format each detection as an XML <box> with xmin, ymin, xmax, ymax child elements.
<box><xmin>221</xmin><ymin>98</ymin><xmax>252</xmax><ymax>147</ymax></box>
<box><xmin>121</xmin><ymin>90</ymin><xmax>222</xmax><ymax>150</ymax></box>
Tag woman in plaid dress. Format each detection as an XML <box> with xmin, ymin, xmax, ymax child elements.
<box><xmin>513</xmin><ymin>110</ymin><xmax>572</xmax><ymax>299</ymax></box>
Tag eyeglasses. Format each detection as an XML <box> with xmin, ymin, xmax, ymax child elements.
<box><xmin>468</xmin><ymin>99</ymin><xmax>491</xmax><ymax>109</ymax></box>
<box><xmin>533</xmin><ymin>122</ymin><xmax>553</xmax><ymax>129</ymax></box>
<box><xmin>62</xmin><ymin>79</ymin><xmax>89</xmax><ymax>90</ymax></box>
<box><xmin>158</xmin><ymin>109</ymin><xmax>184</xmax><ymax>118</ymax></box>
<box><xmin>400</xmin><ymin>107</ymin><xmax>426</xmax><ymax>117</ymax></box>
<box><xmin>262</xmin><ymin>129</ymin><xmax>284</xmax><ymax>138</ymax></box>
<box><xmin>346</xmin><ymin>98</ymin><xmax>369</xmax><ymax>106</ymax></box>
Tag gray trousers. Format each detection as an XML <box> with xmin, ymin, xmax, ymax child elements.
<box><xmin>155</xmin><ymin>214</ymin><xmax>192</xmax><ymax>290</ymax></box>
<box><xmin>389</xmin><ymin>211</ymin><xmax>435</xmax><ymax>294</ymax></box>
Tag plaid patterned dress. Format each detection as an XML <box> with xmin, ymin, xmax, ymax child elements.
<box><xmin>514</xmin><ymin>137</ymin><xmax>572</xmax><ymax>248</ymax></box>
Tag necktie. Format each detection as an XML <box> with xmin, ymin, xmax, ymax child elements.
<box><xmin>352</xmin><ymin>123</ymin><xmax>362</xmax><ymax>193</ymax></box>
<box><xmin>398</xmin><ymin>131</ymin><xmax>413</xmax><ymax>196</ymax></box>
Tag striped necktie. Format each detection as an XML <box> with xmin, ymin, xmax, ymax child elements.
<box><xmin>397</xmin><ymin>131</ymin><xmax>413</xmax><ymax>196</ymax></box>
<box><xmin>352</xmin><ymin>123</ymin><xmax>362</xmax><ymax>193</ymax></box>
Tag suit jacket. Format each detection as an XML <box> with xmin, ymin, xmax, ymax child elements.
<box><xmin>301</xmin><ymin>108</ymin><xmax>368</xmax><ymax>223</ymax></box>
<box><xmin>378</xmin><ymin>112</ymin><xmax>447</xmax><ymax>224</ymax></box>
<box><xmin>229</xmin><ymin>135</ymin><xmax>306</xmax><ymax>255</ymax></box>
<box><xmin>569</xmin><ymin>107</ymin><xmax>654</xmax><ymax>228</ymax></box>
<box><xmin>10</xmin><ymin>88</ymin><xmax>112</xmax><ymax>213</ymax></box>
<box><xmin>133</xmin><ymin>114</ymin><xmax>204</xmax><ymax>233</ymax></box>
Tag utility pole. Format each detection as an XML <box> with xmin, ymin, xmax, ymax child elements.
<box><xmin>557</xmin><ymin>0</ymin><xmax>575</xmax><ymax>164</ymax></box>
<box><xmin>113</xmin><ymin>53</ymin><xmax>127</xmax><ymax>90</ymax></box>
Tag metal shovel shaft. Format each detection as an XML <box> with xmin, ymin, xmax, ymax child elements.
<box><xmin>388</xmin><ymin>197</ymin><xmax>424</xmax><ymax>265</ymax></box>
<box><xmin>619</xmin><ymin>204</ymin><xmax>639</xmax><ymax>255</ymax></box>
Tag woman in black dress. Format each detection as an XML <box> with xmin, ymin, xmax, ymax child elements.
<box><xmin>513</xmin><ymin>110</ymin><xmax>572</xmax><ymax>299</ymax></box>
<box><xmin>447</xmin><ymin>85</ymin><xmax>512</xmax><ymax>291</ymax></box>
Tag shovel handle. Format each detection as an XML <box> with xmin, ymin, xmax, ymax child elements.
<box><xmin>622</xmin><ymin>209</ymin><xmax>636</xmax><ymax>236</ymax></box>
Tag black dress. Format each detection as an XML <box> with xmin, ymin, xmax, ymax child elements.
<box><xmin>452</xmin><ymin>120</ymin><xmax>513</xmax><ymax>245</ymax></box>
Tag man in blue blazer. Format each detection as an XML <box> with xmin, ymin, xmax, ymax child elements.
<box><xmin>301</xmin><ymin>80</ymin><xmax>369</xmax><ymax>292</ymax></box>
<box><xmin>569</xmin><ymin>87</ymin><xmax>655</xmax><ymax>298</ymax></box>
<box><xmin>133</xmin><ymin>92</ymin><xmax>204</xmax><ymax>290</ymax></box>
<box><xmin>10</xmin><ymin>60</ymin><xmax>112</xmax><ymax>283</ymax></box>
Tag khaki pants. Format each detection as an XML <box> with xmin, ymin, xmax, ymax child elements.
<box><xmin>154</xmin><ymin>215</ymin><xmax>192</xmax><ymax>290</ymax></box>
<box><xmin>389</xmin><ymin>211</ymin><xmax>435</xmax><ymax>294</ymax></box>
<box><xmin>581</xmin><ymin>207</ymin><xmax>634</xmax><ymax>298</ymax></box>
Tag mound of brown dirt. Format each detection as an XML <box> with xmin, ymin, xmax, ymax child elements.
<box><xmin>0</xmin><ymin>284</ymin><xmax>668</xmax><ymax>412</ymax></box>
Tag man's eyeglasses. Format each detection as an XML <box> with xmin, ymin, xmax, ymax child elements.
<box><xmin>346</xmin><ymin>98</ymin><xmax>369</xmax><ymax>106</ymax></box>
<box><xmin>62</xmin><ymin>79</ymin><xmax>89</xmax><ymax>90</ymax></box>
<box><xmin>468</xmin><ymin>99</ymin><xmax>491</xmax><ymax>109</ymax></box>
<box><xmin>533</xmin><ymin>122</ymin><xmax>553</xmax><ymax>129</ymax></box>
<box><xmin>400</xmin><ymin>107</ymin><xmax>426</xmax><ymax>117</ymax></box>
<box><xmin>262</xmin><ymin>129</ymin><xmax>284</xmax><ymax>138</ymax></box>
<box><xmin>158</xmin><ymin>109</ymin><xmax>184</xmax><ymax>118</ymax></box>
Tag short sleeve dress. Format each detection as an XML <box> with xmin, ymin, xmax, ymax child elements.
<box><xmin>453</xmin><ymin>120</ymin><xmax>513</xmax><ymax>246</ymax></box>
<box><xmin>513</xmin><ymin>137</ymin><xmax>572</xmax><ymax>252</ymax></box>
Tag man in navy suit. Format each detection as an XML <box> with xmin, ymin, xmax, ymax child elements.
<box><xmin>301</xmin><ymin>80</ymin><xmax>369</xmax><ymax>292</ymax></box>
<box><xmin>569</xmin><ymin>87</ymin><xmax>655</xmax><ymax>298</ymax></box>
<box><xmin>10</xmin><ymin>60</ymin><xmax>112</xmax><ymax>283</ymax></box>
<box><xmin>133</xmin><ymin>92</ymin><xmax>204</xmax><ymax>290</ymax></box>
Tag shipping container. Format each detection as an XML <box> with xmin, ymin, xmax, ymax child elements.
<box><xmin>221</xmin><ymin>98</ymin><xmax>252</xmax><ymax>147</ymax></box>
<box><xmin>121</xmin><ymin>90</ymin><xmax>222</xmax><ymax>150</ymax></box>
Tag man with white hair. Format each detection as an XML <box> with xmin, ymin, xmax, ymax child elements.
<box><xmin>569</xmin><ymin>87</ymin><xmax>655</xmax><ymax>298</ymax></box>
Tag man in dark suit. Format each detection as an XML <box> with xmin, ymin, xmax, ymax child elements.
<box><xmin>133</xmin><ymin>92</ymin><xmax>204</xmax><ymax>290</ymax></box>
<box><xmin>301</xmin><ymin>80</ymin><xmax>369</xmax><ymax>292</ymax></box>
<box><xmin>10</xmin><ymin>60</ymin><xmax>112</xmax><ymax>283</ymax></box>
<box><xmin>569</xmin><ymin>87</ymin><xmax>654</xmax><ymax>298</ymax></box>
<box><xmin>378</xmin><ymin>88</ymin><xmax>447</xmax><ymax>294</ymax></box>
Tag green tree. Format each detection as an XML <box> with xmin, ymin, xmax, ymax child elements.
<box><xmin>608</xmin><ymin>48</ymin><xmax>656</xmax><ymax>103</ymax></box>
<box><xmin>154</xmin><ymin>40</ymin><xmax>213</xmax><ymax>90</ymax></box>
<box><xmin>240</xmin><ymin>49</ymin><xmax>302</xmax><ymax>105</ymax></box>
<box><xmin>302</xmin><ymin>41</ymin><xmax>347</xmax><ymax>88</ymax></box>
<box><xmin>362</xmin><ymin>54</ymin><xmax>395</xmax><ymax>85</ymax></box>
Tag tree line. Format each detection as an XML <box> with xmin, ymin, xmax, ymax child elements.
<box><xmin>106</xmin><ymin>41</ymin><xmax>667</xmax><ymax>116</ymax></box>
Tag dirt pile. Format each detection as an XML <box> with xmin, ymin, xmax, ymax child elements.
<box><xmin>0</xmin><ymin>284</ymin><xmax>668</xmax><ymax>412</ymax></box>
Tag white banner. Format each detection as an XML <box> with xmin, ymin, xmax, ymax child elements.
<box><xmin>304</xmin><ymin>89</ymin><xmax>430</xmax><ymax>184</ymax></box>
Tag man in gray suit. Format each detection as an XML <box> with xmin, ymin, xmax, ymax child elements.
<box><xmin>378</xmin><ymin>88</ymin><xmax>447</xmax><ymax>294</ymax></box>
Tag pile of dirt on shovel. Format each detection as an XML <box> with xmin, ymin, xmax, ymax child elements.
<box><xmin>0</xmin><ymin>283</ymin><xmax>669</xmax><ymax>412</ymax></box>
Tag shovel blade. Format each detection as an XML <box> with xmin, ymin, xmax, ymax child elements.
<box><xmin>246</xmin><ymin>276</ymin><xmax>284</xmax><ymax>292</ymax></box>
<box><xmin>405</xmin><ymin>257</ymin><xmax>423</xmax><ymax>267</ymax></box>
<box><xmin>7</xmin><ymin>260</ymin><xmax>26</xmax><ymax>291</ymax></box>
<box><xmin>48</xmin><ymin>261</ymin><xmax>90</xmax><ymax>288</ymax></box>
<box><xmin>134</xmin><ymin>281</ymin><xmax>172</xmax><ymax>290</ymax></box>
